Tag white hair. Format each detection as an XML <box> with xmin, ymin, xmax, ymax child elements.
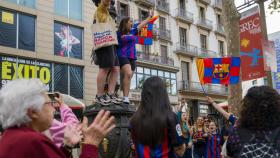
<box><xmin>0</xmin><ymin>79</ymin><xmax>48</xmax><ymax>129</ymax></box>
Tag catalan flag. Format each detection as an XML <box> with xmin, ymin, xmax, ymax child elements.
<box><xmin>196</xmin><ymin>57</ymin><xmax>241</xmax><ymax>85</ymax></box>
<box><xmin>136</xmin><ymin>15</ymin><xmax>158</xmax><ymax>45</ymax></box>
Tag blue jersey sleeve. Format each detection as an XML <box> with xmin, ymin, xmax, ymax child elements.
<box><xmin>169</xmin><ymin>113</ymin><xmax>184</xmax><ymax>147</ymax></box>
<box><xmin>130</xmin><ymin>23</ymin><xmax>139</xmax><ymax>35</ymax></box>
<box><xmin>228</xmin><ymin>114</ymin><xmax>237</xmax><ymax>126</ymax></box>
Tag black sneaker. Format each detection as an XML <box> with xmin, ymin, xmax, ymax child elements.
<box><xmin>95</xmin><ymin>95</ymin><xmax>110</xmax><ymax>106</ymax></box>
<box><xmin>109</xmin><ymin>94</ymin><xmax>122</xmax><ymax>104</ymax></box>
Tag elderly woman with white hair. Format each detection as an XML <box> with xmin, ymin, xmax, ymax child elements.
<box><xmin>0</xmin><ymin>78</ymin><xmax>115</xmax><ymax>158</ymax></box>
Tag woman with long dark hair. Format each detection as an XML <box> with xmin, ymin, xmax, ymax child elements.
<box><xmin>226</xmin><ymin>86</ymin><xmax>280</xmax><ymax>157</ymax></box>
<box><xmin>130</xmin><ymin>77</ymin><xmax>185</xmax><ymax>157</ymax></box>
<box><xmin>117</xmin><ymin>10</ymin><xmax>154</xmax><ymax>104</ymax></box>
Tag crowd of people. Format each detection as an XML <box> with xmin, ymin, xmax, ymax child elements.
<box><xmin>1</xmin><ymin>77</ymin><xmax>280</xmax><ymax>158</ymax></box>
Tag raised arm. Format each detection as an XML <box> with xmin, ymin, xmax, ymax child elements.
<box><xmin>206</xmin><ymin>96</ymin><xmax>231</xmax><ymax>120</ymax></box>
<box><xmin>137</xmin><ymin>9</ymin><xmax>154</xmax><ymax>30</ymax></box>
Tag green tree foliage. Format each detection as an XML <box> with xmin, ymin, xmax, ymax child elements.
<box><xmin>268</xmin><ymin>0</ymin><xmax>280</xmax><ymax>13</ymax></box>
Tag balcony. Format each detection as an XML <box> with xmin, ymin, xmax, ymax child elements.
<box><xmin>197</xmin><ymin>48</ymin><xmax>219</xmax><ymax>57</ymax></box>
<box><xmin>175</xmin><ymin>43</ymin><xmax>198</xmax><ymax>57</ymax></box>
<box><xmin>215</xmin><ymin>24</ymin><xmax>226</xmax><ymax>37</ymax></box>
<box><xmin>175</xmin><ymin>9</ymin><xmax>194</xmax><ymax>24</ymax></box>
<box><xmin>158</xmin><ymin>29</ymin><xmax>171</xmax><ymax>42</ymax></box>
<box><xmin>178</xmin><ymin>81</ymin><xmax>228</xmax><ymax>96</ymax></box>
<box><xmin>134</xmin><ymin>0</ymin><xmax>155</xmax><ymax>7</ymax></box>
<box><xmin>137</xmin><ymin>51</ymin><xmax>174</xmax><ymax>67</ymax></box>
<box><xmin>197</xmin><ymin>18</ymin><xmax>213</xmax><ymax>31</ymax></box>
<box><xmin>197</xmin><ymin>0</ymin><xmax>211</xmax><ymax>5</ymax></box>
<box><xmin>213</xmin><ymin>0</ymin><xmax>222</xmax><ymax>11</ymax></box>
<box><xmin>156</xmin><ymin>1</ymin><xmax>169</xmax><ymax>14</ymax></box>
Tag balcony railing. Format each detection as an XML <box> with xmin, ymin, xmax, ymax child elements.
<box><xmin>215</xmin><ymin>24</ymin><xmax>226</xmax><ymax>36</ymax></box>
<box><xmin>176</xmin><ymin>9</ymin><xmax>194</xmax><ymax>24</ymax></box>
<box><xmin>158</xmin><ymin>29</ymin><xmax>171</xmax><ymax>41</ymax></box>
<box><xmin>178</xmin><ymin>81</ymin><xmax>228</xmax><ymax>96</ymax></box>
<box><xmin>197</xmin><ymin>18</ymin><xmax>213</xmax><ymax>30</ymax></box>
<box><xmin>157</xmin><ymin>1</ymin><xmax>169</xmax><ymax>13</ymax></box>
<box><xmin>175</xmin><ymin>43</ymin><xmax>198</xmax><ymax>57</ymax></box>
<box><xmin>198</xmin><ymin>48</ymin><xmax>219</xmax><ymax>57</ymax></box>
<box><xmin>213</xmin><ymin>0</ymin><xmax>222</xmax><ymax>10</ymax></box>
<box><xmin>134</xmin><ymin>0</ymin><xmax>155</xmax><ymax>7</ymax></box>
<box><xmin>197</xmin><ymin>0</ymin><xmax>211</xmax><ymax>5</ymax></box>
<box><xmin>137</xmin><ymin>51</ymin><xmax>174</xmax><ymax>66</ymax></box>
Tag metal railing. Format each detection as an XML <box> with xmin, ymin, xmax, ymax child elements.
<box><xmin>213</xmin><ymin>0</ymin><xmax>222</xmax><ymax>9</ymax></box>
<box><xmin>178</xmin><ymin>81</ymin><xmax>228</xmax><ymax>96</ymax></box>
<box><xmin>135</xmin><ymin>0</ymin><xmax>155</xmax><ymax>6</ymax></box>
<box><xmin>157</xmin><ymin>0</ymin><xmax>169</xmax><ymax>13</ymax></box>
<box><xmin>215</xmin><ymin>24</ymin><xmax>225</xmax><ymax>34</ymax></box>
<box><xmin>197</xmin><ymin>48</ymin><xmax>219</xmax><ymax>57</ymax></box>
<box><xmin>197</xmin><ymin>18</ymin><xmax>213</xmax><ymax>29</ymax></box>
<box><xmin>199</xmin><ymin>0</ymin><xmax>211</xmax><ymax>4</ymax></box>
<box><xmin>137</xmin><ymin>51</ymin><xmax>174</xmax><ymax>66</ymax></box>
<box><xmin>175</xmin><ymin>43</ymin><xmax>198</xmax><ymax>56</ymax></box>
<box><xmin>158</xmin><ymin>29</ymin><xmax>171</xmax><ymax>41</ymax></box>
<box><xmin>176</xmin><ymin>9</ymin><xmax>194</xmax><ymax>23</ymax></box>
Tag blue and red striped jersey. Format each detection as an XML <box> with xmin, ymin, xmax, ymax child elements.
<box><xmin>205</xmin><ymin>133</ymin><xmax>222</xmax><ymax>158</ymax></box>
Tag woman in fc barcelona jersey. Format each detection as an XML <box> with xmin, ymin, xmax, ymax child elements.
<box><xmin>130</xmin><ymin>77</ymin><xmax>186</xmax><ymax>158</ymax></box>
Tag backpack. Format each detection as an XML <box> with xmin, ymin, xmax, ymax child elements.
<box><xmin>238</xmin><ymin>127</ymin><xmax>280</xmax><ymax>158</ymax></box>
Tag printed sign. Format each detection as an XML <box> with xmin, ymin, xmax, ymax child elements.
<box><xmin>2</xmin><ymin>11</ymin><xmax>14</xmax><ymax>24</ymax></box>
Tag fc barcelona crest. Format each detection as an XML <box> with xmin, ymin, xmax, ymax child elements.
<box><xmin>213</xmin><ymin>64</ymin><xmax>230</xmax><ymax>79</ymax></box>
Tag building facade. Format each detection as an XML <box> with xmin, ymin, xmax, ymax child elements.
<box><xmin>0</xmin><ymin>0</ymin><xmax>228</xmax><ymax>118</ymax></box>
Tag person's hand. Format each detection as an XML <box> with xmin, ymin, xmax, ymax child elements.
<box><xmin>206</xmin><ymin>96</ymin><xmax>214</xmax><ymax>104</ymax></box>
<box><xmin>64</xmin><ymin>124</ymin><xmax>82</xmax><ymax>146</ymax></box>
<box><xmin>187</xmin><ymin>142</ymin><xmax>192</xmax><ymax>149</ymax></box>
<box><xmin>82</xmin><ymin>110</ymin><xmax>115</xmax><ymax>147</ymax></box>
<box><xmin>54</xmin><ymin>92</ymin><xmax>64</xmax><ymax>107</ymax></box>
<box><xmin>149</xmin><ymin>8</ymin><xmax>154</xmax><ymax>18</ymax></box>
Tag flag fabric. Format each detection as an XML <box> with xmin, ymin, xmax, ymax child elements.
<box><xmin>136</xmin><ymin>15</ymin><xmax>158</xmax><ymax>45</ymax></box>
<box><xmin>196</xmin><ymin>57</ymin><xmax>241</xmax><ymax>85</ymax></box>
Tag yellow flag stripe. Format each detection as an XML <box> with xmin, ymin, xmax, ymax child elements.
<box><xmin>196</xmin><ymin>59</ymin><xmax>205</xmax><ymax>84</ymax></box>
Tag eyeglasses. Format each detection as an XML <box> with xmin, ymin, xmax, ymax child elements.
<box><xmin>44</xmin><ymin>101</ymin><xmax>57</xmax><ymax>107</ymax></box>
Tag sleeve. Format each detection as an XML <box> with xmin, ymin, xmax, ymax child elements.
<box><xmin>169</xmin><ymin>113</ymin><xmax>184</xmax><ymax>147</ymax></box>
<box><xmin>228</xmin><ymin>114</ymin><xmax>237</xmax><ymax>126</ymax></box>
<box><xmin>79</xmin><ymin>144</ymin><xmax>99</xmax><ymax>158</ymax></box>
<box><xmin>49</xmin><ymin>104</ymin><xmax>79</xmax><ymax>147</ymax></box>
<box><xmin>130</xmin><ymin>23</ymin><xmax>139</xmax><ymax>35</ymax></box>
<box><xmin>60</xmin><ymin>104</ymin><xmax>79</xmax><ymax>124</ymax></box>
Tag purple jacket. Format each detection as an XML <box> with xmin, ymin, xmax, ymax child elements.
<box><xmin>49</xmin><ymin>104</ymin><xmax>79</xmax><ymax>147</ymax></box>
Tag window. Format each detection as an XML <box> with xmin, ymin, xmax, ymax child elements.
<box><xmin>0</xmin><ymin>9</ymin><xmax>35</xmax><ymax>51</ymax></box>
<box><xmin>179</xmin><ymin>27</ymin><xmax>187</xmax><ymax>46</ymax></box>
<box><xmin>6</xmin><ymin>0</ymin><xmax>36</xmax><ymax>8</ymax></box>
<box><xmin>179</xmin><ymin>0</ymin><xmax>186</xmax><ymax>11</ymax></box>
<box><xmin>142</xmin><ymin>45</ymin><xmax>150</xmax><ymax>54</ymax></box>
<box><xmin>160</xmin><ymin>45</ymin><xmax>168</xmax><ymax>64</ymax></box>
<box><xmin>200</xmin><ymin>34</ymin><xmax>207</xmax><ymax>50</ymax></box>
<box><xmin>118</xmin><ymin>2</ymin><xmax>129</xmax><ymax>17</ymax></box>
<box><xmin>55</xmin><ymin>0</ymin><xmax>82</xmax><ymax>20</ymax></box>
<box><xmin>133</xmin><ymin>66</ymin><xmax>177</xmax><ymax>95</ymax></box>
<box><xmin>199</xmin><ymin>7</ymin><xmax>205</xmax><ymax>20</ymax></box>
<box><xmin>54</xmin><ymin>64</ymin><xmax>84</xmax><ymax>99</ymax></box>
<box><xmin>54</xmin><ymin>22</ymin><xmax>83</xmax><ymax>59</ymax></box>
<box><xmin>252</xmin><ymin>80</ymin><xmax>257</xmax><ymax>85</ymax></box>
<box><xmin>159</xmin><ymin>16</ymin><xmax>166</xmax><ymax>31</ymax></box>
<box><xmin>217</xmin><ymin>14</ymin><xmax>222</xmax><ymax>25</ymax></box>
<box><xmin>181</xmin><ymin>61</ymin><xmax>189</xmax><ymax>81</ymax></box>
<box><xmin>218</xmin><ymin>40</ymin><xmax>224</xmax><ymax>56</ymax></box>
<box><xmin>139</xmin><ymin>9</ymin><xmax>148</xmax><ymax>21</ymax></box>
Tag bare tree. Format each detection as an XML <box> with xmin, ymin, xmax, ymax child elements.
<box><xmin>222</xmin><ymin>0</ymin><xmax>242</xmax><ymax>116</ymax></box>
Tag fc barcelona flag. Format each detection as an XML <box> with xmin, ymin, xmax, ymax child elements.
<box><xmin>136</xmin><ymin>15</ymin><xmax>158</xmax><ymax>45</ymax></box>
<box><xmin>196</xmin><ymin>57</ymin><xmax>241</xmax><ymax>85</ymax></box>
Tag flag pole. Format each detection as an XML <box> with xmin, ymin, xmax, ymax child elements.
<box><xmin>200</xmin><ymin>83</ymin><xmax>207</xmax><ymax>96</ymax></box>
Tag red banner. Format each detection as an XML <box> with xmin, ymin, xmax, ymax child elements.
<box><xmin>240</xmin><ymin>7</ymin><xmax>266</xmax><ymax>81</ymax></box>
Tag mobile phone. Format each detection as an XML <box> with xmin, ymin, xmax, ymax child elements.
<box><xmin>47</xmin><ymin>93</ymin><xmax>59</xmax><ymax>101</ymax></box>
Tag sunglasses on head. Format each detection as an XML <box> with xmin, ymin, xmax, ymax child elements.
<box><xmin>47</xmin><ymin>92</ymin><xmax>59</xmax><ymax>101</ymax></box>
